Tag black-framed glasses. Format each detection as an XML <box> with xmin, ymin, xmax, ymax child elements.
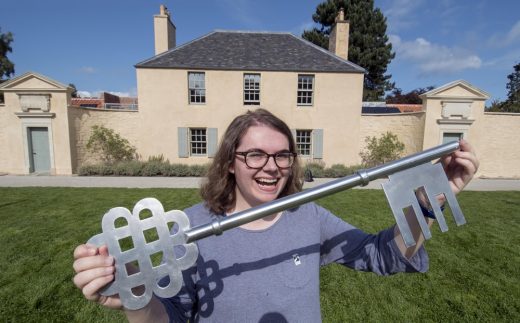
<box><xmin>235</xmin><ymin>151</ymin><xmax>297</xmax><ymax>169</ymax></box>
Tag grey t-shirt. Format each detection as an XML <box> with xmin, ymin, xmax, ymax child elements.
<box><xmin>158</xmin><ymin>202</ymin><xmax>428</xmax><ymax>322</ymax></box>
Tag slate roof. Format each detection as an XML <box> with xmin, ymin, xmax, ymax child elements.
<box><xmin>136</xmin><ymin>31</ymin><xmax>365</xmax><ymax>73</ymax></box>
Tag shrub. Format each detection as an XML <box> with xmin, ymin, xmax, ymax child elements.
<box><xmin>359</xmin><ymin>132</ymin><xmax>405</xmax><ymax>167</ymax></box>
<box><xmin>147</xmin><ymin>154</ymin><xmax>168</xmax><ymax>163</ymax></box>
<box><xmin>78</xmin><ymin>164</ymin><xmax>114</xmax><ymax>176</ymax></box>
<box><xmin>113</xmin><ymin>160</ymin><xmax>144</xmax><ymax>176</ymax></box>
<box><xmin>169</xmin><ymin>164</ymin><xmax>191</xmax><ymax>177</ymax></box>
<box><xmin>322</xmin><ymin>164</ymin><xmax>350</xmax><ymax>178</ymax></box>
<box><xmin>188</xmin><ymin>164</ymin><xmax>209</xmax><ymax>177</ymax></box>
<box><xmin>78</xmin><ymin>164</ymin><xmax>97</xmax><ymax>176</ymax></box>
<box><xmin>304</xmin><ymin>161</ymin><xmax>326</xmax><ymax>177</ymax></box>
<box><xmin>86</xmin><ymin>125</ymin><xmax>137</xmax><ymax>164</ymax></box>
<box><xmin>78</xmin><ymin>161</ymin><xmax>212</xmax><ymax>177</ymax></box>
<box><xmin>141</xmin><ymin>161</ymin><xmax>166</xmax><ymax>176</ymax></box>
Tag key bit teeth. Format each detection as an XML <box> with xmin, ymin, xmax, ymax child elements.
<box><xmin>382</xmin><ymin>163</ymin><xmax>466</xmax><ymax>247</ymax></box>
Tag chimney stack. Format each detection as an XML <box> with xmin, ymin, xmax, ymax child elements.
<box><xmin>328</xmin><ymin>8</ymin><xmax>349</xmax><ymax>60</ymax></box>
<box><xmin>154</xmin><ymin>4</ymin><xmax>176</xmax><ymax>55</ymax></box>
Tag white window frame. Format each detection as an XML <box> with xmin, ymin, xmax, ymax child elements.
<box><xmin>244</xmin><ymin>73</ymin><xmax>261</xmax><ymax>105</ymax></box>
<box><xmin>190</xmin><ymin>128</ymin><xmax>207</xmax><ymax>156</ymax></box>
<box><xmin>188</xmin><ymin>72</ymin><xmax>206</xmax><ymax>104</ymax></box>
<box><xmin>297</xmin><ymin>75</ymin><xmax>314</xmax><ymax>106</ymax></box>
<box><xmin>296</xmin><ymin>130</ymin><xmax>312</xmax><ymax>157</ymax></box>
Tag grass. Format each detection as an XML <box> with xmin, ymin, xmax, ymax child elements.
<box><xmin>0</xmin><ymin>188</ymin><xmax>518</xmax><ymax>322</ymax></box>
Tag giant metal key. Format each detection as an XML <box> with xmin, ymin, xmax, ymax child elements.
<box><xmin>87</xmin><ymin>141</ymin><xmax>466</xmax><ymax>310</ymax></box>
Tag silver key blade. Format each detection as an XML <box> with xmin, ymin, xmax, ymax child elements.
<box><xmin>382</xmin><ymin>163</ymin><xmax>466</xmax><ymax>247</ymax></box>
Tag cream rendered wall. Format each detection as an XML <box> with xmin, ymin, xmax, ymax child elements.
<box><xmin>50</xmin><ymin>90</ymin><xmax>73</xmax><ymax>174</ymax></box>
<box><xmin>360</xmin><ymin>112</ymin><xmax>425</xmax><ymax>159</ymax></box>
<box><xmin>422</xmin><ymin>98</ymin><xmax>484</xmax><ymax>149</ymax></box>
<box><xmin>422</xmin><ymin>85</ymin><xmax>486</xmax><ymax>150</ymax></box>
<box><xmin>477</xmin><ymin>113</ymin><xmax>520</xmax><ymax>178</ymax></box>
<box><xmin>0</xmin><ymin>75</ymin><xmax>73</xmax><ymax>175</ymax></box>
<box><xmin>136</xmin><ymin>68</ymin><xmax>364</xmax><ymax>166</ymax></box>
<box><xmin>0</xmin><ymin>95</ymin><xmax>16</xmax><ymax>173</ymax></box>
<box><xmin>0</xmin><ymin>102</ymin><xmax>5</xmax><ymax>172</ymax></box>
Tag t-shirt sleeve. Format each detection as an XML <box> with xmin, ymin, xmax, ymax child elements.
<box><xmin>316</xmin><ymin>203</ymin><xmax>429</xmax><ymax>275</ymax></box>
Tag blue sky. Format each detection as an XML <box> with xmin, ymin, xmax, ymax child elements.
<box><xmin>2</xmin><ymin>0</ymin><xmax>519</xmax><ymax>103</ymax></box>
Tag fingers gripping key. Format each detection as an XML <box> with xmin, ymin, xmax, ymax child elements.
<box><xmin>87</xmin><ymin>198</ymin><xmax>198</xmax><ymax>310</ymax></box>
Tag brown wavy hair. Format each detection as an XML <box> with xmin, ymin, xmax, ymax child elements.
<box><xmin>200</xmin><ymin>109</ymin><xmax>303</xmax><ymax>214</ymax></box>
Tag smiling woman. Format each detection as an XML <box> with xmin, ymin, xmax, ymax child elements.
<box><xmin>72</xmin><ymin>108</ymin><xmax>480</xmax><ymax>323</ymax></box>
<box><xmin>200</xmin><ymin>109</ymin><xmax>303</xmax><ymax>216</ymax></box>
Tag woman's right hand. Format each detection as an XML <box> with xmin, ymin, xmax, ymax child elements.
<box><xmin>72</xmin><ymin>244</ymin><xmax>123</xmax><ymax>309</ymax></box>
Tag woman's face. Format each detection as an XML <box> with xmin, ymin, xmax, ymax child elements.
<box><xmin>229</xmin><ymin>124</ymin><xmax>292</xmax><ymax>212</ymax></box>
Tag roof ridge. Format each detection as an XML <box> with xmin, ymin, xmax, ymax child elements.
<box><xmin>135</xmin><ymin>30</ymin><xmax>218</xmax><ymax>67</ymax></box>
<box><xmin>213</xmin><ymin>29</ymin><xmax>292</xmax><ymax>35</ymax></box>
<box><xmin>136</xmin><ymin>31</ymin><xmax>365</xmax><ymax>73</ymax></box>
<box><xmin>289</xmin><ymin>34</ymin><xmax>365</xmax><ymax>73</ymax></box>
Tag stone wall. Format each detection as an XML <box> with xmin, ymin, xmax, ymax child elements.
<box><xmin>68</xmin><ymin>106</ymin><xmax>141</xmax><ymax>170</ymax></box>
<box><xmin>0</xmin><ymin>103</ymin><xmax>7</xmax><ymax>172</ymax></box>
<box><xmin>359</xmin><ymin>112</ymin><xmax>426</xmax><ymax>162</ymax></box>
<box><xmin>476</xmin><ymin>112</ymin><xmax>520</xmax><ymax>178</ymax></box>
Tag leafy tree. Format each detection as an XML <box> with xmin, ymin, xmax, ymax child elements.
<box><xmin>359</xmin><ymin>132</ymin><xmax>404</xmax><ymax>167</ymax></box>
<box><xmin>487</xmin><ymin>101</ymin><xmax>520</xmax><ymax>113</ymax></box>
<box><xmin>486</xmin><ymin>99</ymin><xmax>504</xmax><ymax>111</ymax></box>
<box><xmin>69</xmin><ymin>83</ymin><xmax>78</xmax><ymax>98</ymax></box>
<box><xmin>487</xmin><ymin>62</ymin><xmax>520</xmax><ymax>113</ymax></box>
<box><xmin>506</xmin><ymin>62</ymin><xmax>520</xmax><ymax>105</ymax></box>
<box><xmin>302</xmin><ymin>28</ymin><xmax>329</xmax><ymax>49</ymax></box>
<box><xmin>86</xmin><ymin>125</ymin><xmax>137</xmax><ymax>164</ymax></box>
<box><xmin>0</xmin><ymin>28</ymin><xmax>15</xmax><ymax>80</ymax></box>
<box><xmin>385</xmin><ymin>86</ymin><xmax>434</xmax><ymax>104</ymax></box>
<box><xmin>0</xmin><ymin>79</ymin><xmax>5</xmax><ymax>104</ymax></box>
<box><xmin>303</xmin><ymin>0</ymin><xmax>395</xmax><ymax>101</ymax></box>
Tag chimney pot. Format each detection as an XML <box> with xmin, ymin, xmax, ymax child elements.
<box><xmin>328</xmin><ymin>8</ymin><xmax>350</xmax><ymax>60</ymax></box>
<box><xmin>154</xmin><ymin>5</ymin><xmax>176</xmax><ymax>55</ymax></box>
<box><xmin>338</xmin><ymin>7</ymin><xmax>345</xmax><ymax>22</ymax></box>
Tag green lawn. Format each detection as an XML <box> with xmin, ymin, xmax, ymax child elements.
<box><xmin>0</xmin><ymin>188</ymin><xmax>518</xmax><ymax>322</ymax></box>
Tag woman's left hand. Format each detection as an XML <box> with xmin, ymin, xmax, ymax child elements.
<box><xmin>441</xmin><ymin>139</ymin><xmax>479</xmax><ymax>195</ymax></box>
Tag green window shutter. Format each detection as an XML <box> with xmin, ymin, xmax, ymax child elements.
<box><xmin>178</xmin><ymin>127</ymin><xmax>189</xmax><ymax>158</ymax></box>
<box><xmin>312</xmin><ymin>129</ymin><xmax>323</xmax><ymax>159</ymax></box>
<box><xmin>207</xmin><ymin>128</ymin><xmax>218</xmax><ymax>157</ymax></box>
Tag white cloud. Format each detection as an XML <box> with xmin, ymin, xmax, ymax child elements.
<box><xmin>76</xmin><ymin>88</ymin><xmax>136</xmax><ymax>98</ymax></box>
<box><xmin>504</xmin><ymin>20</ymin><xmax>520</xmax><ymax>45</ymax></box>
<box><xmin>488</xmin><ymin>20</ymin><xmax>520</xmax><ymax>48</ymax></box>
<box><xmin>482</xmin><ymin>48</ymin><xmax>520</xmax><ymax>68</ymax></box>
<box><xmin>79</xmin><ymin>66</ymin><xmax>96</xmax><ymax>74</ymax></box>
<box><xmin>107</xmin><ymin>91</ymin><xmax>131</xmax><ymax>97</ymax></box>
<box><xmin>77</xmin><ymin>91</ymin><xmax>92</xmax><ymax>98</ymax></box>
<box><xmin>93</xmin><ymin>90</ymin><xmax>132</xmax><ymax>98</ymax></box>
<box><xmin>382</xmin><ymin>0</ymin><xmax>425</xmax><ymax>32</ymax></box>
<box><xmin>390</xmin><ymin>34</ymin><xmax>482</xmax><ymax>74</ymax></box>
<box><xmin>219</xmin><ymin>0</ymin><xmax>261</xmax><ymax>29</ymax></box>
